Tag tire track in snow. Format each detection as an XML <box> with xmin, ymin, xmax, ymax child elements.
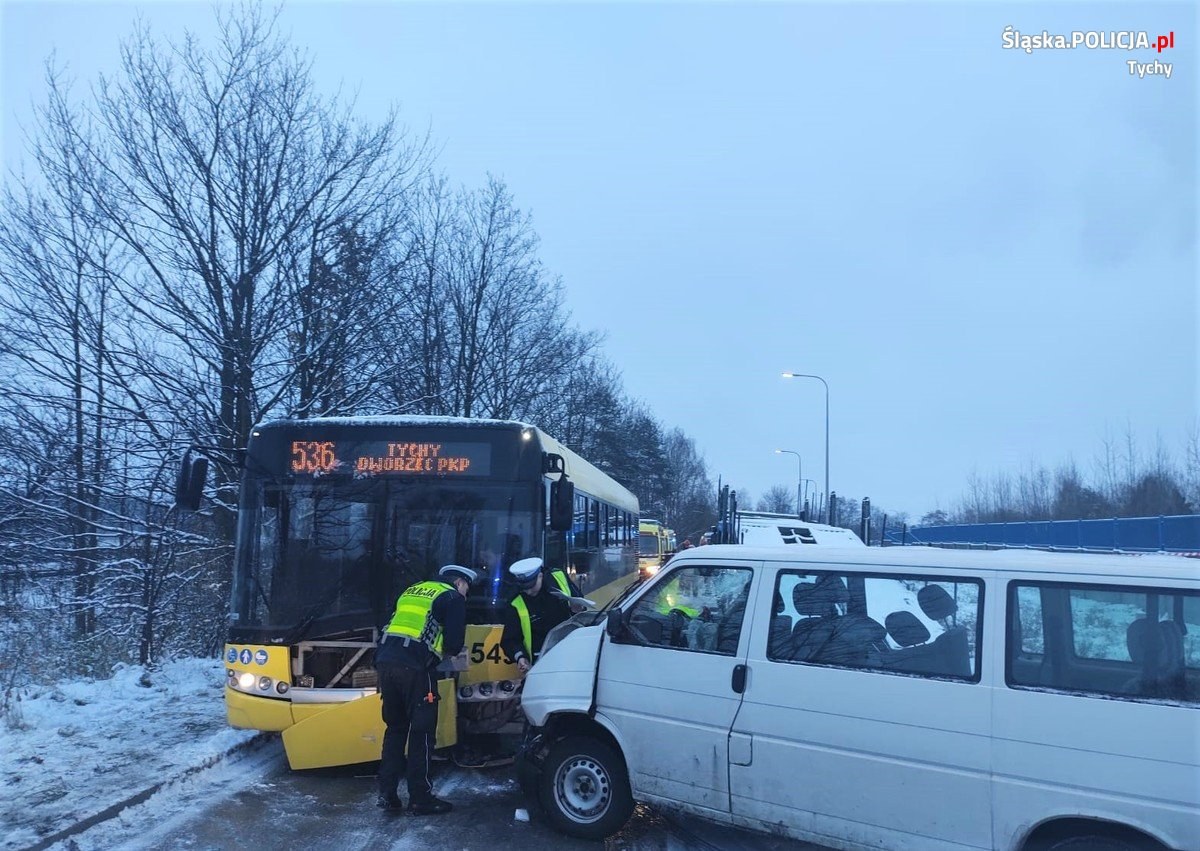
<box><xmin>23</xmin><ymin>733</ymin><xmax>276</xmax><ymax>851</ymax></box>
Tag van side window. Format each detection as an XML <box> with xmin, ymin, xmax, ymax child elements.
<box><xmin>1007</xmin><ymin>581</ymin><xmax>1198</xmax><ymax>705</ymax></box>
<box><xmin>1015</xmin><ymin>586</ymin><xmax>1044</xmax><ymax>656</ymax></box>
<box><xmin>627</xmin><ymin>566</ymin><xmax>753</xmax><ymax>655</ymax></box>
<box><xmin>768</xmin><ymin>570</ymin><xmax>982</xmax><ymax>682</ymax></box>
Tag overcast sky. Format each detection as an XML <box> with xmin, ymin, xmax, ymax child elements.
<box><xmin>2</xmin><ymin>0</ymin><xmax>1196</xmax><ymax>520</ymax></box>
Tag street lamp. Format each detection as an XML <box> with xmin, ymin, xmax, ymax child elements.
<box><xmin>781</xmin><ymin>372</ymin><xmax>829</xmax><ymax>524</ymax></box>
<box><xmin>773</xmin><ymin>449</ymin><xmax>802</xmax><ymax>518</ymax></box>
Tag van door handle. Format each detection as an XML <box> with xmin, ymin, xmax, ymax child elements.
<box><xmin>731</xmin><ymin>664</ymin><xmax>748</xmax><ymax>693</ymax></box>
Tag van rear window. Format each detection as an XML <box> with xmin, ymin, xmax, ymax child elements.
<box><xmin>1007</xmin><ymin>580</ymin><xmax>1199</xmax><ymax>705</ymax></box>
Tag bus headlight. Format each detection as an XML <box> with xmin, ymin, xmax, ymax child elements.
<box><xmin>275</xmin><ymin>681</ymin><xmax>290</xmax><ymax>695</ymax></box>
<box><xmin>258</xmin><ymin>676</ymin><xmax>272</xmax><ymax>691</ymax></box>
<box><xmin>459</xmin><ymin>685</ymin><xmax>473</xmax><ymax>700</ymax></box>
<box><xmin>238</xmin><ymin>672</ymin><xmax>256</xmax><ymax>690</ymax></box>
<box><xmin>499</xmin><ymin>680</ymin><xmax>516</xmax><ymax>694</ymax></box>
<box><xmin>227</xmin><ymin>669</ymin><xmax>237</xmax><ymax>681</ymax></box>
<box><xmin>478</xmin><ymin>682</ymin><xmax>493</xmax><ymax>697</ymax></box>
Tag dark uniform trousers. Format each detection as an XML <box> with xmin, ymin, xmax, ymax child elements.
<box><xmin>377</xmin><ymin>655</ymin><xmax>440</xmax><ymax>803</ymax></box>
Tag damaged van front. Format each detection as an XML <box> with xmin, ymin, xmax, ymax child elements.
<box><xmin>515</xmin><ymin>607</ymin><xmax>638</xmax><ymax>840</ymax></box>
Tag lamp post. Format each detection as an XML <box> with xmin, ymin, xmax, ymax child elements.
<box><xmin>781</xmin><ymin>372</ymin><xmax>829</xmax><ymax>523</ymax></box>
<box><xmin>774</xmin><ymin>449</ymin><xmax>802</xmax><ymax>518</ymax></box>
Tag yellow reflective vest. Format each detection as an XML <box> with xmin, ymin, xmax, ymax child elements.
<box><xmin>655</xmin><ymin>576</ymin><xmax>700</xmax><ymax>618</ymax></box>
<box><xmin>511</xmin><ymin>570</ymin><xmax>571</xmax><ymax>660</ymax></box>
<box><xmin>386</xmin><ymin>580</ymin><xmax>454</xmax><ymax>659</ymax></box>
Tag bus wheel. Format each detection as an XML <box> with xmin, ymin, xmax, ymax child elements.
<box><xmin>538</xmin><ymin>736</ymin><xmax>633</xmax><ymax>840</ymax></box>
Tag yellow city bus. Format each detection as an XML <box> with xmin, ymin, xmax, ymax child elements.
<box><xmin>638</xmin><ymin>519</ymin><xmax>671</xmax><ymax>577</ymax></box>
<box><xmin>182</xmin><ymin>417</ymin><xmax>639</xmax><ymax>770</ymax></box>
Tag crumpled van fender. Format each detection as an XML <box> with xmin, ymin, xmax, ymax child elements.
<box><xmin>521</xmin><ymin>623</ymin><xmax>604</xmax><ymax>726</ymax></box>
<box><xmin>533</xmin><ymin>708</ymin><xmax>638</xmax><ymax>782</ymax></box>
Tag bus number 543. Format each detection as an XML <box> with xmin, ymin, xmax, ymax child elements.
<box><xmin>470</xmin><ymin>642</ymin><xmax>515</xmax><ymax>666</ymax></box>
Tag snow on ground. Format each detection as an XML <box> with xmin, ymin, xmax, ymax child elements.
<box><xmin>1</xmin><ymin>657</ymin><xmax>256</xmax><ymax>850</ymax></box>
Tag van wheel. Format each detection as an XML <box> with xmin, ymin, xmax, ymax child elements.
<box><xmin>538</xmin><ymin>736</ymin><xmax>633</xmax><ymax>840</ymax></box>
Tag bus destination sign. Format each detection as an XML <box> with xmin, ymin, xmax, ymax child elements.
<box><xmin>290</xmin><ymin>440</ymin><xmax>491</xmax><ymax>477</ymax></box>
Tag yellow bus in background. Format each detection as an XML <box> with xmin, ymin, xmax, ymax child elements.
<box><xmin>638</xmin><ymin>519</ymin><xmax>671</xmax><ymax>577</ymax></box>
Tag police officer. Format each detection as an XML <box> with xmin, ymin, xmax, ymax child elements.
<box><xmin>499</xmin><ymin>557</ymin><xmax>579</xmax><ymax>671</ymax></box>
<box><xmin>375</xmin><ymin>564</ymin><xmax>476</xmax><ymax>815</ymax></box>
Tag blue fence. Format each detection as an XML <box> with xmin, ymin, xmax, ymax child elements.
<box><xmin>885</xmin><ymin>514</ymin><xmax>1200</xmax><ymax>553</ymax></box>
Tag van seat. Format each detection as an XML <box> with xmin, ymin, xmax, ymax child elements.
<box><xmin>885</xmin><ymin>611</ymin><xmax>930</xmax><ymax>647</ymax></box>
<box><xmin>786</xmin><ymin>577</ymin><xmax>846</xmax><ymax>662</ymax></box>
<box><xmin>931</xmin><ymin>626</ymin><xmax>972</xmax><ymax>677</ymax></box>
<box><xmin>823</xmin><ymin>614</ymin><xmax>889</xmax><ymax>667</ymax></box>
<box><xmin>882</xmin><ymin>611</ymin><xmax>964</xmax><ymax>676</ymax></box>
<box><xmin>1126</xmin><ymin>618</ymin><xmax>1189</xmax><ymax>699</ymax></box>
<box><xmin>1158</xmin><ymin>620</ymin><xmax>1187</xmax><ymax>699</ymax></box>
<box><xmin>769</xmin><ymin>614</ymin><xmax>794</xmax><ymax>659</ymax></box>
<box><xmin>789</xmin><ymin>616</ymin><xmax>837</xmax><ymax>662</ymax></box>
<box><xmin>769</xmin><ymin>590</ymin><xmax>793</xmax><ymax>655</ymax></box>
<box><xmin>1125</xmin><ymin>617</ymin><xmax>1163</xmax><ymax>696</ymax></box>
<box><xmin>917</xmin><ymin>585</ymin><xmax>957</xmax><ymax>621</ymax></box>
<box><xmin>788</xmin><ymin>575</ymin><xmax>845</xmax><ymax>616</ymax></box>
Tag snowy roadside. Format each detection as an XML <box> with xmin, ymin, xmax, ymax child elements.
<box><xmin>1</xmin><ymin>657</ymin><xmax>257</xmax><ymax>850</ymax></box>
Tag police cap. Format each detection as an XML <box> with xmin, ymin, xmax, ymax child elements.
<box><xmin>508</xmin><ymin>557</ymin><xmax>543</xmax><ymax>589</ymax></box>
<box><xmin>439</xmin><ymin>564</ymin><xmax>479</xmax><ymax>585</ymax></box>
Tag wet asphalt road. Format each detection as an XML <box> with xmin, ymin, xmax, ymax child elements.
<box><xmin>86</xmin><ymin>739</ymin><xmax>828</xmax><ymax>851</ymax></box>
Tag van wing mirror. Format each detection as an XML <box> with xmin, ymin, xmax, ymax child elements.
<box><xmin>605</xmin><ymin>607</ymin><xmax>627</xmax><ymax>640</ymax></box>
<box><xmin>174</xmin><ymin>450</ymin><xmax>209</xmax><ymax>512</ymax></box>
<box><xmin>549</xmin><ymin>475</ymin><xmax>575</xmax><ymax>531</ymax></box>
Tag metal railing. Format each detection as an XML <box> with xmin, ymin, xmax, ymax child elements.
<box><xmin>884</xmin><ymin>514</ymin><xmax>1200</xmax><ymax>554</ymax></box>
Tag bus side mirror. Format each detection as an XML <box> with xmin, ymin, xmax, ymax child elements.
<box><xmin>550</xmin><ymin>476</ymin><xmax>574</xmax><ymax>531</ymax></box>
<box><xmin>175</xmin><ymin>450</ymin><xmax>209</xmax><ymax>512</ymax></box>
<box><xmin>606</xmin><ymin>607</ymin><xmax>628</xmax><ymax>639</ymax></box>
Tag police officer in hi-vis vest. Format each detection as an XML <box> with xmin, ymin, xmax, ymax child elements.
<box><xmin>499</xmin><ymin>557</ymin><xmax>580</xmax><ymax>671</ymax></box>
<box><xmin>376</xmin><ymin>564</ymin><xmax>476</xmax><ymax>815</ymax></box>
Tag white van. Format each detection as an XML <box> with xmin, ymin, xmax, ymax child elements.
<box><xmin>517</xmin><ymin>545</ymin><xmax>1199</xmax><ymax>850</ymax></box>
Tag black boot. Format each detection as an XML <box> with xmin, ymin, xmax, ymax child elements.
<box><xmin>377</xmin><ymin>793</ymin><xmax>405</xmax><ymax>813</ymax></box>
<box><xmin>408</xmin><ymin>796</ymin><xmax>453</xmax><ymax>815</ymax></box>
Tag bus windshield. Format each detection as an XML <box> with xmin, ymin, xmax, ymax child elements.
<box><xmin>231</xmin><ymin>476</ymin><xmax>538</xmax><ymax>642</ymax></box>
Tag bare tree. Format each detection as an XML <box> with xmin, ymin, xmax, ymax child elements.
<box><xmin>0</xmin><ymin>64</ymin><xmax>129</xmax><ymax>636</ymax></box>
<box><xmin>1051</xmin><ymin>461</ymin><xmax>1111</xmax><ymax>519</ymax></box>
<box><xmin>537</xmin><ymin>357</ymin><xmax>625</xmax><ymax>457</ymax></box>
<box><xmin>661</xmin><ymin>429</ymin><xmax>713</xmax><ymax>534</ymax></box>
<box><xmin>757</xmin><ymin>485</ymin><xmax>795</xmax><ymax>514</ymax></box>
<box><xmin>383</xmin><ymin>175</ymin><xmax>457</xmax><ymax>414</ymax></box>
<box><xmin>52</xmin><ymin>6</ymin><xmax>426</xmax><ymax>551</ymax></box>
<box><xmin>442</xmin><ymin>177</ymin><xmax>597</xmax><ymax>418</ymax></box>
